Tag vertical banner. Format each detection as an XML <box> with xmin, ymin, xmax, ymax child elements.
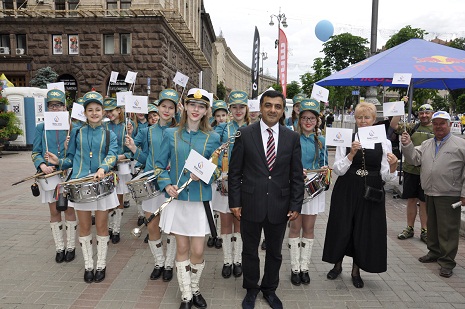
<box><xmin>278</xmin><ymin>29</ymin><xmax>288</xmax><ymax>98</ymax></box>
<box><xmin>251</xmin><ymin>26</ymin><xmax>260</xmax><ymax>99</ymax></box>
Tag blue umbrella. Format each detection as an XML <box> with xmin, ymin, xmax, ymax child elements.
<box><xmin>316</xmin><ymin>38</ymin><xmax>465</xmax><ymax>90</ymax></box>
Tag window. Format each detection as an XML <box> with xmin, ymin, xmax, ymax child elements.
<box><xmin>3</xmin><ymin>0</ymin><xmax>13</xmax><ymax>9</ymax></box>
<box><xmin>106</xmin><ymin>0</ymin><xmax>117</xmax><ymax>10</ymax></box>
<box><xmin>55</xmin><ymin>0</ymin><xmax>65</xmax><ymax>10</ymax></box>
<box><xmin>120</xmin><ymin>33</ymin><xmax>131</xmax><ymax>55</ymax></box>
<box><xmin>16</xmin><ymin>34</ymin><xmax>26</xmax><ymax>52</ymax></box>
<box><xmin>104</xmin><ymin>34</ymin><xmax>114</xmax><ymax>54</ymax></box>
<box><xmin>17</xmin><ymin>0</ymin><xmax>27</xmax><ymax>9</ymax></box>
<box><xmin>69</xmin><ymin>0</ymin><xmax>79</xmax><ymax>10</ymax></box>
<box><xmin>68</xmin><ymin>35</ymin><xmax>79</xmax><ymax>55</ymax></box>
<box><xmin>0</xmin><ymin>34</ymin><xmax>10</xmax><ymax>48</ymax></box>
<box><xmin>52</xmin><ymin>34</ymin><xmax>63</xmax><ymax>55</ymax></box>
<box><xmin>120</xmin><ymin>0</ymin><xmax>131</xmax><ymax>9</ymax></box>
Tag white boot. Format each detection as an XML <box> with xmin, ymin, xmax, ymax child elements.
<box><xmin>94</xmin><ymin>235</ymin><xmax>109</xmax><ymax>283</ymax></box>
<box><xmin>190</xmin><ymin>261</ymin><xmax>207</xmax><ymax>308</ymax></box>
<box><xmin>288</xmin><ymin>237</ymin><xmax>301</xmax><ymax>273</ymax></box>
<box><xmin>79</xmin><ymin>235</ymin><xmax>93</xmax><ymax>270</ymax></box>
<box><xmin>113</xmin><ymin>208</ymin><xmax>123</xmax><ymax>234</ymax></box>
<box><xmin>176</xmin><ymin>259</ymin><xmax>192</xmax><ymax>303</ymax></box>
<box><xmin>300</xmin><ymin>238</ymin><xmax>314</xmax><ymax>285</ymax></box>
<box><xmin>64</xmin><ymin>220</ymin><xmax>77</xmax><ymax>262</ymax></box>
<box><xmin>137</xmin><ymin>202</ymin><xmax>144</xmax><ymax>218</ymax></box>
<box><xmin>232</xmin><ymin>232</ymin><xmax>243</xmax><ymax>277</ymax></box>
<box><xmin>163</xmin><ymin>235</ymin><xmax>176</xmax><ymax>281</ymax></box>
<box><xmin>108</xmin><ymin>210</ymin><xmax>115</xmax><ymax>233</ymax></box>
<box><xmin>148</xmin><ymin>238</ymin><xmax>165</xmax><ymax>280</ymax></box>
<box><xmin>50</xmin><ymin>222</ymin><xmax>65</xmax><ymax>263</ymax></box>
<box><xmin>221</xmin><ymin>234</ymin><xmax>233</xmax><ymax>278</ymax></box>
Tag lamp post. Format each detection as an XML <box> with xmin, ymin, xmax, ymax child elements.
<box><xmin>260</xmin><ymin>51</ymin><xmax>268</xmax><ymax>91</ymax></box>
<box><xmin>269</xmin><ymin>8</ymin><xmax>287</xmax><ymax>86</ymax></box>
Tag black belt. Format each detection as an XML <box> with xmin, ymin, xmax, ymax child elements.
<box><xmin>347</xmin><ymin>169</ymin><xmax>380</xmax><ymax>177</ymax></box>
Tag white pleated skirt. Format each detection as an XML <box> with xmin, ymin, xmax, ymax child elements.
<box><xmin>69</xmin><ymin>191</ymin><xmax>118</xmax><ymax>211</ymax></box>
<box><xmin>211</xmin><ymin>183</ymin><xmax>229</xmax><ymax>213</ymax></box>
<box><xmin>39</xmin><ymin>187</ymin><xmax>56</xmax><ymax>204</ymax></box>
<box><xmin>141</xmin><ymin>193</ymin><xmax>166</xmax><ymax>213</ymax></box>
<box><xmin>159</xmin><ymin>200</ymin><xmax>212</xmax><ymax>237</ymax></box>
<box><xmin>115</xmin><ymin>172</ymin><xmax>131</xmax><ymax>194</ymax></box>
<box><xmin>301</xmin><ymin>191</ymin><xmax>326</xmax><ymax>215</ymax></box>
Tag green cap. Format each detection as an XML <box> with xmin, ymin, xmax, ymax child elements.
<box><xmin>148</xmin><ymin>104</ymin><xmax>159</xmax><ymax>113</ymax></box>
<box><xmin>292</xmin><ymin>94</ymin><xmax>306</xmax><ymax>105</ymax></box>
<box><xmin>103</xmin><ymin>97</ymin><xmax>117</xmax><ymax>110</ymax></box>
<box><xmin>299</xmin><ymin>99</ymin><xmax>320</xmax><ymax>116</ymax></box>
<box><xmin>212</xmin><ymin>100</ymin><xmax>228</xmax><ymax>114</ymax></box>
<box><xmin>159</xmin><ymin>89</ymin><xmax>180</xmax><ymax>105</ymax></box>
<box><xmin>76</xmin><ymin>97</ymin><xmax>85</xmax><ymax>106</ymax></box>
<box><xmin>228</xmin><ymin>90</ymin><xmax>248</xmax><ymax>106</ymax></box>
<box><xmin>82</xmin><ymin>91</ymin><xmax>104</xmax><ymax>108</ymax></box>
<box><xmin>47</xmin><ymin>89</ymin><xmax>66</xmax><ymax>104</ymax></box>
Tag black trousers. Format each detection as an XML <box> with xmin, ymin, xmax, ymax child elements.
<box><xmin>240</xmin><ymin>216</ymin><xmax>287</xmax><ymax>294</ymax></box>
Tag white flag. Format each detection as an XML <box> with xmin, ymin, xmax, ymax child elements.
<box><xmin>248</xmin><ymin>99</ymin><xmax>260</xmax><ymax>112</ymax></box>
<box><xmin>392</xmin><ymin>73</ymin><xmax>412</xmax><ymax>85</ymax></box>
<box><xmin>383</xmin><ymin>101</ymin><xmax>405</xmax><ymax>117</ymax></box>
<box><xmin>44</xmin><ymin>111</ymin><xmax>70</xmax><ymax>131</ymax></box>
<box><xmin>184</xmin><ymin>149</ymin><xmax>217</xmax><ymax>184</ymax></box>
<box><xmin>125</xmin><ymin>95</ymin><xmax>148</xmax><ymax>114</ymax></box>
<box><xmin>173</xmin><ymin>71</ymin><xmax>189</xmax><ymax>87</ymax></box>
<box><xmin>116</xmin><ymin>91</ymin><xmax>132</xmax><ymax>107</ymax></box>
<box><xmin>46</xmin><ymin>82</ymin><xmax>65</xmax><ymax>93</ymax></box>
<box><xmin>325</xmin><ymin>128</ymin><xmax>353</xmax><ymax>147</ymax></box>
<box><xmin>71</xmin><ymin>103</ymin><xmax>86</xmax><ymax>122</ymax></box>
<box><xmin>125</xmin><ymin>71</ymin><xmax>138</xmax><ymax>84</ymax></box>
<box><xmin>110</xmin><ymin>71</ymin><xmax>119</xmax><ymax>83</ymax></box>
<box><xmin>310</xmin><ymin>84</ymin><xmax>329</xmax><ymax>103</ymax></box>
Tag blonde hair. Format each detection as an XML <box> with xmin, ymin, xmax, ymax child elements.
<box><xmin>229</xmin><ymin>104</ymin><xmax>251</xmax><ymax>126</ymax></box>
<box><xmin>355</xmin><ymin>102</ymin><xmax>377</xmax><ymax>119</ymax></box>
<box><xmin>177</xmin><ymin>105</ymin><xmax>212</xmax><ymax>134</ymax></box>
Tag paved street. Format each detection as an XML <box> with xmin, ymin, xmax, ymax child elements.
<box><xmin>0</xmin><ymin>150</ymin><xmax>464</xmax><ymax>309</ymax></box>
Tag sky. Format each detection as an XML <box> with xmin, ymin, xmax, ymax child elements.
<box><xmin>203</xmin><ymin>0</ymin><xmax>465</xmax><ymax>84</ymax></box>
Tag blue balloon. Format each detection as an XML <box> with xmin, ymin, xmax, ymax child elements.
<box><xmin>315</xmin><ymin>20</ymin><xmax>334</xmax><ymax>42</ymax></box>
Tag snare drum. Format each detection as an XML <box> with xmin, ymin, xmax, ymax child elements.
<box><xmin>303</xmin><ymin>173</ymin><xmax>325</xmax><ymax>203</ymax></box>
<box><xmin>63</xmin><ymin>173</ymin><xmax>117</xmax><ymax>203</ymax></box>
<box><xmin>126</xmin><ymin>170</ymin><xmax>161</xmax><ymax>203</ymax></box>
<box><xmin>37</xmin><ymin>170</ymin><xmax>67</xmax><ymax>191</ymax></box>
<box><xmin>216</xmin><ymin>173</ymin><xmax>228</xmax><ymax>196</ymax></box>
<box><xmin>117</xmin><ymin>159</ymin><xmax>131</xmax><ymax>175</ymax></box>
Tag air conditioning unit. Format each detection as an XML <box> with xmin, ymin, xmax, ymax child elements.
<box><xmin>16</xmin><ymin>48</ymin><xmax>25</xmax><ymax>55</ymax></box>
<box><xmin>0</xmin><ymin>47</ymin><xmax>10</xmax><ymax>54</ymax></box>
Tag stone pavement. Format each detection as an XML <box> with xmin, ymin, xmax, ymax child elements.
<box><xmin>0</xmin><ymin>150</ymin><xmax>464</xmax><ymax>309</ymax></box>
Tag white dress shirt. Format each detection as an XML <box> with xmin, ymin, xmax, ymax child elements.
<box><xmin>260</xmin><ymin>120</ymin><xmax>279</xmax><ymax>156</ymax></box>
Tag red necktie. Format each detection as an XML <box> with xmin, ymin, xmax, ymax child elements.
<box><xmin>266</xmin><ymin>128</ymin><xmax>276</xmax><ymax>171</ymax></box>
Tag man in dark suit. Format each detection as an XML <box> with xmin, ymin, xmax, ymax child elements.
<box><xmin>229</xmin><ymin>90</ymin><xmax>304</xmax><ymax>309</ymax></box>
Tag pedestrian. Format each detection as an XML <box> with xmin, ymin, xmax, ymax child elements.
<box><xmin>32</xmin><ymin>89</ymin><xmax>77</xmax><ymax>263</ymax></box>
<box><xmin>401</xmin><ymin>111</ymin><xmax>465</xmax><ymax>278</ymax></box>
<box><xmin>228</xmin><ymin>89</ymin><xmax>304</xmax><ymax>309</ymax></box>
<box><xmin>288</xmin><ymin>98</ymin><xmax>328</xmax><ymax>286</ymax></box>
<box><xmin>322</xmin><ymin>102</ymin><xmax>398</xmax><ymax>288</ymax></box>
<box><xmin>46</xmin><ymin>90</ymin><xmax>119</xmax><ymax>283</ymax></box>
<box><xmin>460</xmin><ymin>113</ymin><xmax>465</xmax><ymax>134</ymax></box>
<box><xmin>154</xmin><ymin>88</ymin><xmax>221</xmax><ymax>309</ymax></box>
<box><xmin>326</xmin><ymin>112</ymin><xmax>334</xmax><ymax>127</ymax></box>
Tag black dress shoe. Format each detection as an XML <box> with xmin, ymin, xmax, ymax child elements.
<box><xmin>214</xmin><ymin>237</ymin><xmax>222</xmax><ymax>249</ymax></box>
<box><xmin>111</xmin><ymin>233</ymin><xmax>120</xmax><ymax>244</ymax></box>
<box><xmin>144</xmin><ymin>234</ymin><xmax>149</xmax><ymax>243</ymax></box>
<box><xmin>108</xmin><ymin>229</ymin><xmax>113</xmax><ymax>239</ymax></box>
<box><xmin>300</xmin><ymin>271</ymin><xmax>310</xmax><ymax>285</ymax></box>
<box><xmin>261</xmin><ymin>239</ymin><xmax>266</xmax><ymax>251</ymax></box>
<box><xmin>351</xmin><ymin>275</ymin><xmax>364</xmax><ymax>288</ymax></box>
<box><xmin>162</xmin><ymin>267</ymin><xmax>173</xmax><ymax>281</ymax></box>
<box><xmin>327</xmin><ymin>267</ymin><xmax>342</xmax><ymax>280</ymax></box>
<box><xmin>64</xmin><ymin>249</ymin><xmax>75</xmax><ymax>262</ymax></box>
<box><xmin>150</xmin><ymin>266</ymin><xmax>164</xmax><ymax>280</ymax></box>
<box><xmin>137</xmin><ymin>216</ymin><xmax>145</xmax><ymax>226</ymax></box>
<box><xmin>192</xmin><ymin>292</ymin><xmax>207</xmax><ymax>308</ymax></box>
<box><xmin>84</xmin><ymin>269</ymin><xmax>94</xmax><ymax>283</ymax></box>
<box><xmin>242</xmin><ymin>290</ymin><xmax>258</xmax><ymax>309</ymax></box>
<box><xmin>233</xmin><ymin>263</ymin><xmax>243</xmax><ymax>277</ymax></box>
<box><xmin>179</xmin><ymin>299</ymin><xmax>192</xmax><ymax>309</ymax></box>
<box><xmin>94</xmin><ymin>268</ymin><xmax>106</xmax><ymax>283</ymax></box>
<box><xmin>206</xmin><ymin>236</ymin><xmax>215</xmax><ymax>248</ymax></box>
<box><xmin>263</xmin><ymin>292</ymin><xmax>283</xmax><ymax>309</ymax></box>
<box><xmin>123</xmin><ymin>200</ymin><xmax>130</xmax><ymax>208</ymax></box>
<box><xmin>222</xmin><ymin>264</ymin><xmax>232</xmax><ymax>278</ymax></box>
<box><xmin>55</xmin><ymin>250</ymin><xmax>65</xmax><ymax>263</ymax></box>
<box><xmin>290</xmin><ymin>271</ymin><xmax>301</xmax><ymax>286</ymax></box>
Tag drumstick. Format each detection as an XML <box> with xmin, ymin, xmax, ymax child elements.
<box><xmin>11</xmin><ymin>172</ymin><xmax>46</xmax><ymax>186</ymax></box>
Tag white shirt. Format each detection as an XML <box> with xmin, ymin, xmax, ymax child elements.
<box><xmin>260</xmin><ymin>120</ymin><xmax>279</xmax><ymax>156</ymax></box>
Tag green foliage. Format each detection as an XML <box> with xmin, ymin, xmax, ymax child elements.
<box><xmin>286</xmin><ymin>81</ymin><xmax>301</xmax><ymax>99</ymax></box>
<box><xmin>321</xmin><ymin>33</ymin><xmax>369</xmax><ymax>72</ymax></box>
<box><xmin>455</xmin><ymin>94</ymin><xmax>465</xmax><ymax>114</ymax></box>
<box><xmin>216</xmin><ymin>81</ymin><xmax>226</xmax><ymax>100</ymax></box>
<box><xmin>272</xmin><ymin>83</ymin><xmax>282</xmax><ymax>92</ymax></box>
<box><xmin>385</xmin><ymin>25</ymin><xmax>427</xmax><ymax>49</ymax></box>
<box><xmin>447</xmin><ymin>38</ymin><xmax>465</xmax><ymax>50</ymax></box>
<box><xmin>30</xmin><ymin>67</ymin><xmax>58</xmax><ymax>89</ymax></box>
<box><xmin>0</xmin><ymin>110</ymin><xmax>23</xmax><ymax>142</ymax></box>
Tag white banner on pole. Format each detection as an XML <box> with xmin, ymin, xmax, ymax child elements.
<box><xmin>325</xmin><ymin>128</ymin><xmax>353</xmax><ymax>147</ymax></box>
<box><xmin>125</xmin><ymin>95</ymin><xmax>148</xmax><ymax>114</ymax></box>
<box><xmin>173</xmin><ymin>71</ymin><xmax>189</xmax><ymax>87</ymax></box>
<box><xmin>184</xmin><ymin>149</ymin><xmax>217</xmax><ymax>184</ymax></box>
<box><xmin>71</xmin><ymin>103</ymin><xmax>86</xmax><ymax>122</ymax></box>
<box><xmin>125</xmin><ymin>71</ymin><xmax>138</xmax><ymax>84</ymax></box>
<box><xmin>392</xmin><ymin>73</ymin><xmax>412</xmax><ymax>85</ymax></box>
<box><xmin>116</xmin><ymin>91</ymin><xmax>132</xmax><ymax>107</ymax></box>
<box><xmin>383</xmin><ymin>101</ymin><xmax>405</xmax><ymax>117</ymax></box>
<box><xmin>44</xmin><ymin>111</ymin><xmax>70</xmax><ymax>130</ymax></box>
<box><xmin>310</xmin><ymin>84</ymin><xmax>329</xmax><ymax>103</ymax></box>
<box><xmin>110</xmin><ymin>71</ymin><xmax>119</xmax><ymax>83</ymax></box>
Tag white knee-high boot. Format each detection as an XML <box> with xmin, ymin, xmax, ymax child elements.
<box><xmin>108</xmin><ymin>210</ymin><xmax>115</xmax><ymax>232</ymax></box>
<box><xmin>137</xmin><ymin>202</ymin><xmax>144</xmax><ymax>218</ymax></box>
<box><xmin>288</xmin><ymin>237</ymin><xmax>301</xmax><ymax>273</ymax></box>
<box><xmin>232</xmin><ymin>232</ymin><xmax>242</xmax><ymax>265</ymax></box>
<box><xmin>221</xmin><ymin>234</ymin><xmax>233</xmax><ymax>265</ymax></box>
<box><xmin>79</xmin><ymin>235</ymin><xmax>93</xmax><ymax>270</ymax></box>
<box><xmin>300</xmin><ymin>238</ymin><xmax>314</xmax><ymax>272</ymax></box>
<box><xmin>113</xmin><ymin>208</ymin><xmax>123</xmax><ymax>234</ymax></box>
<box><xmin>65</xmin><ymin>220</ymin><xmax>77</xmax><ymax>251</ymax></box>
<box><xmin>190</xmin><ymin>261</ymin><xmax>205</xmax><ymax>296</ymax></box>
<box><xmin>148</xmin><ymin>238</ymin><xmax>165</xmax><ymax>268</ymax></box>
<box><xmin>50</xmin><ymin>222</ymin><xmax>65</xmax><ymax>253</ymax></box>
<box><xmin>176</xmin><ymin>260</ymin><xmax>192</xmax><ymax>302</ymax></box>
<box><xmin>96</xmin><ymin>235</ymin><xmax>110</xmax><ymax>270</ymax></box>
<box><xmin>165</xmin><ymin>235</ymin><xmax>176</xmax><ymax>269</ymax></box>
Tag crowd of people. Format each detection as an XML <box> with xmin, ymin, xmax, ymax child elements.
<box><xmin>32</xmin><ymin>87</ymin><xmax>464</xmax><ymax>309</ymax></box>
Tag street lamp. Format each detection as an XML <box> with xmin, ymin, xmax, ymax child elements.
<box><xmin>269</xmin><ymin>8</ymin><xmax>287</xmax><ymax>86</ymax></box>
<box><xmin>260</xmin><ymin>51</ymin><xmax>268</xmax><ymax>91</ymax></box>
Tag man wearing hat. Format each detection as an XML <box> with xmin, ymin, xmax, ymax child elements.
<box><xmin>401</xmin><ymin>111</ymin><xmax>465</xmax><ymax>278</ymax></box>
<box><xmin>396</xmin><ymin>104</ymin><xmax>434</xmax><ymax>244</ymax></box>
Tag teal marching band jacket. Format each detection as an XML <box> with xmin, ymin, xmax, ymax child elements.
<box><xmin>133</xmin><ymin>123</ymin><xmax>171</xmax><ymax>172</ymax></box>
<box><xmin>104</xmin><ymin>120</ymin><xmax>134</xmax><ymax>159</ymax></box>
<box><xmin>301</xmin><ymin>133</ymin><xmax>327</xmax><ymax>170</ymax></box>
<box><xmin>154</xmin><ymin>127</ymin><xmax>221</xmax><ymax>202</ymax></box>
<box><xmin>214</xmin><ymin>120</ymin><xmax>247</xmax><ymax>157</ymax></box>
<box><xmin>32</xmin><ymin>122</ymin><xmax>68</xmax><ymax>171</ymax></box>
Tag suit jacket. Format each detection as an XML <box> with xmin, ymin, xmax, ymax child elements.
<box><xmin>228</xmin><ymin>121</ymin><xmax>304</xmax><ymax>224</ymax></box>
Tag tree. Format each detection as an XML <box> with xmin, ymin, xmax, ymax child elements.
<box><xmin>448</xmin><ymin>38</ymin><xmax>465</xmax><ymax>112</ymax></box>
<box><xmin>216</xmin><ymin>81</ymin><xmax>226</xmax><ymax>100</ymax></box>
<box><xmin>286</xmin><ymin>81</ymin><xmax>301</xmax><ymax>99</ymax></box>
<box><xmin>300</xmin><ymin>58</ymin><xmax>330</xmax><ymax>96</ymax></box>
<box><xmin>30</xmin><ymin>67</ymin><xmax>58</xmax><ymax>89</ymax></box>
<box><xmin>385</xmin><ymin>25</ymin><xmax>427</xmax><ymax>49</ymax></box>
<box><xmin>322</xmin><ymin>33</ymin><xmax>369</xmax><ymax>72</ymax></box>
<box><xmin>456</xmin><ymin>94</ymin><xmax>465</xmax><ymax>114</ymax></box>
<box><xmin>447</xmin><ymin>38</ymin><xmax>465</xmax><ymax>50</ymax></box>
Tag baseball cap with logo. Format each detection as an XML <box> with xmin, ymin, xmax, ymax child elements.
<box><xmin>83</xmin><ymin>91</ymin><xmax>104</xmax><ymax>108</ymax></box>
<box><xmin>432</xmin><ymin>111</ymin><xmax>451</xmax><ymax>121</ymax></box>
<box><xmin>418</xmin><ymin>104</ymin><xmax>434</xmax><ymax>112</ymax></box>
